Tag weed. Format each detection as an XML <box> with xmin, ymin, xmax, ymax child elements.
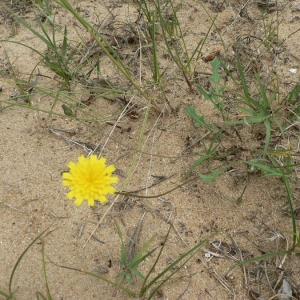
<box><xmin>57</xmin><ymin>225</ymin><xmax>210</xmax><ymax>299</ymax></box>
<box><xmin>226</xmin><ymin>60</ymin><xmax>285</xmax><ymax>155</ymax></box>
<box><xmin>114</xmin><ymin>219</ymin><xmax>157</xmax><ymax>286</ymax></box>
<box><xmin>197</xmin><ymin>57</ymin><xmax>226</xmax><ymax>120</ymax></box>
<box><xmin>186</xmin><ymin>55</ymin><xmax>300</xmax><ymax>255</ymax></box>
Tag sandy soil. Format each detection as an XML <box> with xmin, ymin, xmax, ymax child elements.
<box><xmin>1</xmin><ymin>0</ymin><xmax>300</xmax><ymax>299</ymax></box>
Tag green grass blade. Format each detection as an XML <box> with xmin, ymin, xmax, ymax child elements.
<box><xmin>36</xmin><ymin>292</ymin><xmax>47</xmax><ymax>300</ymax></box>
<box><xmin>237</xmin><ymin>60</ymin><xmax>264</xmax><ymax>112</ymax></box>
<box><xmin>282</xmin><ymin>175</ymin><xmax>297</xmax><ymax>250</ymax></box>
<box><xmin>9</xmin><ymin>227</ymin><xmax>50</xmax><ymax>296</ymax></box>
<box><xmin>131</xmin><ymin>268</ymin><xmax>145</xmax><ymax>280</ymax></box>
<box><xmin>154</xmin><ymin>0</ymin><xmax>182</xmax><ymax>70</ymax></box>
<box><xmin>41</xmin><ymin>239</ymin><xmax>52</xmax><ymax>300</ymax></box>
<box><xmin>169</xmin><ymin>1</ymin><xmax>191</xmax><ymax>73</ymax></box>
<box><xmin>114</xmin><ymin>220</ymin><xmax>127</xmax><ymax>266</ymax></box>
<box><xmin>272</xmin><ymin>117</ymin><xmax>284</xmax><ymax>135</ymax></box>
<box><xmin>140</xmin><ymin>226</ymin><xmax>171</xmax><ymax>296</ymax></box>
<box><xmin>244</xmin><ymin>160</ymin><xmax>283</xmax><ymax>177</ymax></box>
<box><xmin>16</xmin><ymin>12</ymin><xmax>55</xmax><ymax>51</ymax></box>
<box><xmin>133</xmin><ymin>0</ymin><xmax>152</xmax><ymax>23</ymax></box>
<box><xmin>287</xmin><ymin>83</ymin><xmax>300</xmax><ymax>104</ymax></box>
<box><xmin>129</xmin><ymin>247</ymin><xmax>158</xmax><ymax>269</ymax></box>
<box><xmin>189</xmin><ymin>14</ymin><xmax>217</xmax><ymax>65</ymax></box>
<box><xmin>38</xmin><ymin>17</ymin><xmax>56</xmax><ymax>50</ymax></box>
<box><xmin>237</xmin><ymin>60</ymin><xmax>252</xmax><ymax>104</ymax></box>
<box><xmin>151</xmin><ymin>13</ymin><xmax>159</xmax><ymax>83</ymax></box>
<box><xmin>129</xmin><ymin>235</ymin><xmax>157</xmax><ymax>267</ymax></box>
<box><xmin>53</xmin><ymin>0</ymin><xmax>129</xmax><ymax>77</ymax></box>
<box><xmin>184</xmin><ymin>156</ymin><xmax>210</xmax><ymax>178</ymax></box>
<box><xmin>232</xmin><ymin>249</ymin><xmax>290</xmax><ymax>267</ymax></box>
<box><xmin>0</xmin><ymin>289</ymin><xmax>10</xmax><ymax>298</ymax></box>
<box><xmin>61</xmin><ymin>26</ymin><xmax>68</xmax><ymax>58</ymax></box>
<box><xmin>53</xmin><ymin>0</ymin><xmax>159</xmax><ymax>110</ymax></box>
<box><xmin>256</xmin><ymin>73</ymin><xmax>271</xmax><ymax>110</ymax></box>
<box><xmin>59</xmin><ymin>265</ymin><xmax>136</xmax><ymax>297</ymax></box>
<box><xmin>143</xmin><ymin>238</ymin><xmax>209</xmax><ymax>298</ymax></box>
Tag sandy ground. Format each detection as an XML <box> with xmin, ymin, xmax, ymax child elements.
<box><xmin>1</xmin><ymin>0</ymin><xmax>300</xmax><ymax>299</ymax></box>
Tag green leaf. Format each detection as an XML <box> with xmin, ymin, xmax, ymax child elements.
<box><xmin>199</xmin><ymin>169</ymin><xmax>223</xmax><ymax>182</ymax></box>
<box><xmin>129</xmin><ymin>246</ymin><xmax>157</xmax><ymax>269</ymax></box>
<box><xmin>197</xmin><ymin>85</ymin><xmax>213</xmax><ymax>101</ymax></box>
<box><xmin>184</xmin><ymin>156</ymin><xmax>210</xmax><ymax>178</ymax></box>
<box><xmin>287</xmin><ymin>83</ymin><xmax>300</xmax><ymax>104</ymax></box>
<box><xmin>257</xmin><ymin>76</ymin><xmax>269</xmax><ymax>109</ymax></box>
<box><xmin>61</xmin><ymin>26</ymin><xmax>68</xmax><ymax>58</ymax></box>
<box><xmin>232</xmin><ymin>250</ymin><xmax>290</xmax><ymax>267</ymax></box>
<box><xmin>142</xmin><ymin>235</ymin><xmax>214</xmax><ymax>299</ymax></box>
<box><xmin>245</xmin><ymin>160</ymin><xmax>283</xmax><ymax>176</ymax></box>
<box><xmin>237</xmin><ymin>60</ymin><xmax>253</xmax><ymax>105</ymax></box>
<box><xmin>61</xmin><ymin>104</ymin><xmax>74</xmax><ymax>116</ymax></box>
<box><xmin>186</xmin><ymin>106</ymin><xmax>214</xmax><ymax>131</ymax></box>
<box><xmin>131</xmin><ymin>268</ymin><xmax>145</xmax><ymax>279</ymax></box>
<box><xmin>126</xmin><ymin>273</ymin><xmax>132</xmax><ymax>284</ymax></box>
<box><xmin>210</xmin><ymin>57</ymin><xmax>223</xmax><ymax>83</ymax></box>
<box><xmin>114</xmin><ymin>220</ymin><xmax>127</xmax><ymax>266</ymax></box>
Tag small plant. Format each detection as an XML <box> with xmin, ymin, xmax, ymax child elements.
<box><xmin>197</xmin><ymin>57</ymin><xmax>227</xmax><ymax>120</ymax></box>
<box><xmin>59</xmin><ymin>225</ymin><xmax>209</xmax><ymax>299</ymax></box>
<box><xmin>134</xmin><ymin>0</ymin><xmax>215</xmax><ymax>88</ymax></box>
<box><xmin>183</xmin><ymin>115</ymin><xmax>224</xmax><ymax>178</ymax></box>
<box><xmin>226</xmin><ymin>60</ymin><xmax>284</xmax><ymax>155</ymax></box>
<box><xmin>114</xmin><ymin>220</ymin><xmax>157</xmax><ymax>286</ymax></box>
<box><xmin>15</xmin><ymin>15</ymin><xmax>80</xmax><ymax>87</ymax></box>
<box><xmin>186</xmin><ymin>56</ymin><xmax>290</xmax><ymax>178</ymax></box>
<box><xmin>186</xmin><ymin>55</ymin><xmax>300</xmax><ymax>255</ymax></box>
<box><xmin>261</xmin><ymin>15</ymin><xmax>281</xmax><ymax>52</ymax></box>
<box><xmin>185</xmin><ymin>57</ymin><xmax>228</xmax><ymax>178</ymax></box>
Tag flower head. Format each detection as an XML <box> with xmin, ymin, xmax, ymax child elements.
<box><xmin>62</xmin><ymin>155</ymin><xmax>118</xmax><ymax>206</ymax></box>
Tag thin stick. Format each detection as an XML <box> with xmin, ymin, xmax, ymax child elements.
<box><xmin>83</xmin><ymin>193</ymin><xmax>120</xmax><ymax>248</ymax></box>
<box><xmin>229</xmin><ymin>233</ymin><xmax>248</xmax><ymax>289</ymax></box>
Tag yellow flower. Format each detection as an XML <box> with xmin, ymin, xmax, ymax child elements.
<box><xmin>62</xmin><ymin>155</ymin><xmax>118</xmax><ymax>206</ymax></box>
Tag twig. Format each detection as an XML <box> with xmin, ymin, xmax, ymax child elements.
<box><xmin>83</xmin><ymin>194</ymin><xmax>120</xmax><ymax>248</ymax></box>
<box><xmin>229</xmin><ymin>233</ymin><xmax>248</xmax><ymax>290</ymax></box>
